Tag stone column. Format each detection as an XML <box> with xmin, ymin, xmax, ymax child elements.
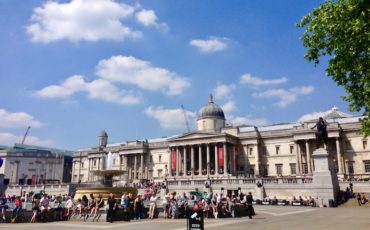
<box><xmin>232</xmin><ymin>145</ymin><xmax>237</xmax><ymax>174</ymax></box>
<box><xmin>88</xmin><ymin>159</ymin><xmax>92</xmax><ymax>182</ymax></box>
<box><xmin>199</xmin><ymin>145</ymin><xmax>202</xmax><ymax>175</ymax></box>
<box><xmin>297</xmin><ymin>142</ymin><xmax>303</xmax><ymax>174</ymax></box>
<box><xmin>191</xmin><ymin>146</ymin><xmax>194</xmax><ymax>175</ymax></box>
<box><xmin>176</xmin><ymin>147</ymin><xmax>180</xmax><ymax>176</ymax></box>
<box><xmin>306</xmin><ymin>140</ymin><xmax>312</xmax><ymax>174</ymax></box>
<box><xmin>100</xmin><ymin>156</ymin><xmax>104</xmax><ymax>170</ymax></box>
<box><xmin>243</xmin><ymin>145</ymin><xmax>249</xmax><ymax>176</ymax></box>
<box><xmin>295</xmin><ymin>142</ymin><xmax>301</xmax><ymax>174</ymax></box>
<box><xmin>223</xmin><ymin>143</ymin><xmax>228</xmax><ymax>175</ymax></box>
<box><xmin>214</xmin><ymin>144</ymin><xmax>219</xmax><ymax>175</ymax></box>
<box><xmin>168</xmin><ymin>148</ymin><xmax>172</xmax><ymax>176</ymax></box>
<box><xmin>255</xmin><ymin>144</ymin><xmax>260</xmax><ymax>176</ymax></box>
<box><xmin>336</xmin><ymin>138</ymin><xmax>343</xmax><ymax>174</ymax></box>
<box><xmin>140</xmin><ymin>154</ymin><xmax>144</xmax><ymax>179</ymax></box>
<box><xmin>134</xmin><ymin>154</ymin><xmax>137</xmax><ymax>180</ymax></box>
<box><xmin>184</xmin><ymin>147</ymin><xmax>188</xmax><ymax>176</ymax></box>
<box><xmin>206</xmin><ymin>144</ymin><xmax>210</xmax><ymax>176</ymax></box>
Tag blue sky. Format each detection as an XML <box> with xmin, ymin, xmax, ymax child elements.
<box><xmin>0</xmin><ymin>0</ymin><xmax>355</xmax><ymax>150</ymax></box>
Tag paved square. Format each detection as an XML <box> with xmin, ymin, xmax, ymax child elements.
<box><xmin>1</xmin><ymin>206</ymin><xmax>369</xmax><ymax>230</ymax></box>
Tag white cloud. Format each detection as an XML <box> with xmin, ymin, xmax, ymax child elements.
<box><xmin>222</xmin><ymin>101</ymin><xmax>237</xmax><ymax>114</ymax></box>
<box><xmin>240</xmin><ymin>73</ymin><xmax>288</xmax><ymax>86</ymax></box>
<box><xmin>252</xmin><ymin>86</ymin><xmax>314</xmax><ymax>108</ymax></box>
<box><xmin>227</xmin><ymin>115</ymin><xmax>268</xmax><ymax>127</ymax></box>
<box><xmin>190</xmin><ymin>37</ymin><xmax>229</xmax><ymax>53</ymax></box>
<box><xmin>0</xmin><ymin>132</ymin><xmax>52</xmax><ymax>146</ymax></box>
<box><xmin>27</xmin><ymin>0</ymin><xmax>142</xmax><ymax>43</ymax></box>
<box><xmin>298</xmin><ymin>111</ymin><xmax>327</xmax><ymax>122</ymax></box>
<box><xmin>96</xmin><ymin>56</ymin><xmax>190</xmax><ymax>95</ymax></box>
<box><xmin>0</xmin><ymin>109</ymin><xmax>43</xmax><ymax>128</ymax></box>
<box><xmin>35</xmin><ymin>75</ymin><xmax>141</xmax><ymax>105</ymax></box>
<box><xmin>135</xmin><ymin>9</ymin><xmax>169</xmax><ymax>31</ymax></box>
<box><xmin>213</xmin><ymin>84</ymin><xmax>236</xmax><ymax>100</ymax></box>
<box><xmin>145</xmin><ymin>106</ymin><xmax>195</xmax><ymax>129</ymax></box>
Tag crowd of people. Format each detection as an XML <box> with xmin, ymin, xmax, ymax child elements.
<box><xmin>0</xmin><ymin>190</ymin><xmax>256</xmax><ymax>223</ymax></box>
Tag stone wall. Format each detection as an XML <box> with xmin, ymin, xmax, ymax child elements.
<box><xmin>5</xmin><ymin>184</ymin><xmax>73</xmax><ymax>196</ymax></box>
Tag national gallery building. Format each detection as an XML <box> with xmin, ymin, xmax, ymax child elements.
<box><xmin>72</xmin><ymin>95</ymin><xmax>369</xmax><ymax>186</ymax></box>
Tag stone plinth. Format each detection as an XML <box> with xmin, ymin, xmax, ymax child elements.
<box><xmin>255</xmin><ymin>180</ymin><xmax>264</xmax><ymax>200</ymax></box>
<box><xmin>312</xmin><ymin>148</ymin><xmax>339</xmax><ymax>207</ymax></box>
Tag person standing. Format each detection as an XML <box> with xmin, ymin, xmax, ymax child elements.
<box><xmin>106</xmin><ymin>194</ymin><xmax>116</xmax><ymax>223</ymax></box>
<box><xmin>246</xmin><ymin>192</ymin><xmax>254</xmax><ymax>219</ymax></box>
<box><xmin>230</xmin><ymin>194</ymin><xmax>236</xmax><ymax>218</ymax></box>
<box><xmin>148</xmin><ymin>193</ymin><xmax>157</xmax><ymax>219</ymax></box>
<box><xmin>0</xmin><ymin>194</ymin><xmax>7</xmax><ymax>222</ymax></box>
<box><xmin>134</xmin><ymin>195</ymin><xmax>143</xmax><ymax>220</ymax></box>
<box><xmin>11</xmin><ymin>196</ymin><xmax>22</xmax><ymax>223</ymax></box>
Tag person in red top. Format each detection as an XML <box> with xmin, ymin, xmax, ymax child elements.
<box><xmin>11</xmin><ymin>196</ymin><xmax>22</xmax><ymax>223</ymax></box>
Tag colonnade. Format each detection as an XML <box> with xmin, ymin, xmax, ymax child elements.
<box><xmin>169</xmin><ymin>143</ymin><xmax>232</xmax><ymax>177</ymax></box>
<box><xmin>294</xmin><ymin>137</ymin><xmax>343</xmax><ymax>175</ymax></box>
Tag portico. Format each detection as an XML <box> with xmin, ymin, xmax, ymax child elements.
<box><xmin>167</xmin><ymin>132</ymin><xmax>238</xmax><ymax>178</ymax></box>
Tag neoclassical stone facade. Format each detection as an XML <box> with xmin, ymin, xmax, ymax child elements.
<box><xmin>0</xmin><ymin>144</ymin><xmax>73</xmax><ymax>186</ymax></box>
<box><xmin>72</xmin><ymin>96</ymin><xmax>370</xmax><ymax>185</ymax></box>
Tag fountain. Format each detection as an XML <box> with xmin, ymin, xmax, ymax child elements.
<box><xmin>75</xmin><ymin>152</ymin><xmax>136</xmax><ymax>200</ymax></box>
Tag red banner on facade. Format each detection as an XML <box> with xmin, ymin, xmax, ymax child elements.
<box><xmin>218</xmin><ymin>145</ymin><xmax>224</xmax><ymax>167</ymax></box>
<box><xmin>32</xmin><ymin>175</ymin><xmax>36</xmax><ymax>185</ymax></box>
<box><xmin>171</xmin><ymin>150</ymin><xmax>176</xmax><ymax>170</ymax></box>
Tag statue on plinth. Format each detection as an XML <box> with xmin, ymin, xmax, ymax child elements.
<box><xmin>311</xmin><ymin>117</ymin><xmax>328</xmax><ymax>148</ymax></box>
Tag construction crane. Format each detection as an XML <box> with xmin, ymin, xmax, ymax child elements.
<box><xmin>21</xmin><ymin>126</ymin><xmax>31</xmax><ymax>144</ymax></box>
<box><xmin>181</xmin><ymin>105</ymin><xmax>190</xmax><ymax>132</ymax></box>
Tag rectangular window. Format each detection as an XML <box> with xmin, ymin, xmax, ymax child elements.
<box><xmin>81</xmin><ymin>162</ymin><xmax>84</xmax><ymax>168</ymax></box>
<box><xmin>249</xmin><ymin>147</ymin><xmax>253</xmax><ymax>156</ymax></box>
<box><xmin>290</xmin><ymin>163</ymin><xmax>297</xmax><ymax>175</ymax></box>
<box><xmin>290</xmin><ymin>145</ymin><xmax>294</xmax><ymax>154</ymax></box>
<box><xmin>363</xmin><ymin>140</ymin><xmax>368</xmax><ymax>150</ymax></box>
<box><xmin>249</xmin><ymin>165</ymin><xmax>255</xmax><ymax>176</ymax></box>
<box><xmin>345</xmin><ymin>141</ymin><xmax>352</xmax><ymax>150</ymax></box>
<box><xmin>261</xmin><ymin>165</ymin><xmax>269</xmax><ymax>177</ymax></box>
<box><xmin>93</xmin><ymin>160</ymin><xmax>96</xmax><ymax>166</ymax></box>
<box><xmin>348</xmin><ymin>161</ymin><xmax>354</xmax><ymax>174</ymax></box>
<box><xmin>276</xmin><ymin>164</ymin><xmax>283</xmax><ymax>175</ymax></box>
<box><xmin>263</xmin><ymin>147</ymin><xmax>268</xmax><ymax>155</ymax></box>
<box><xmin>364</xmin><ymin>161</ymin><xmax>370</xmax><ymax>173</ymax></box>
<box><xmin>158</xmin><ymin>169</ymin><xmax>163</xmax><ymax>178</ymax></box>
<box><xmin>302</xmin><ymin>163</ymin><xmax>308</xmax><ymax>174</ymax></box>
<box><xmin>275</xmin><ymin>145</ymin><xmax>280</xmax><ymax>155</ymax></box>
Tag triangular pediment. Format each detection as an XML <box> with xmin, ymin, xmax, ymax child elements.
<box><xmin>168</xmin><ymin>131</ymin><xmax>224</xmax><ymax>142</ymax></box>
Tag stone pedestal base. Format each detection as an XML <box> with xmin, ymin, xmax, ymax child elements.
<box><xmin>255</xmin><ymin>180</ymin><xmax>264</xmax><ymax>200</ymax></box>
<box><xmin>312</xmin><ymin>148</ymin><xmax>339</xmax><ymax>207</ymax></box>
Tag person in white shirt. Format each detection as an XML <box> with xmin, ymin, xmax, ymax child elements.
<box><xmin>40</xmin><ymin>194</ymin><xmax>51</xmax><ymax>213</ymax></box>
<box><xmin>148</xmin><ymin>193</ymin><xmax>158</xmax><ymax>219</ymax></box>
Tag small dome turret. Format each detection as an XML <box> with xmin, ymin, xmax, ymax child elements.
<box><xmin>197</xmin><ymin>94</ymin><xmax>225</xmax><ymax>132</ymax></box>
<box><xmin>197</xmin><ymin>94</ymin><xmax>225</xmax><ymax>121</ymax></box>
<box><xmin>99</xmin><ymin>130</ymin><xmax>108</xmax><ymax>147</ymax></box>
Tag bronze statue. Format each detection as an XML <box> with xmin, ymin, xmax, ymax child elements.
<box><xmin>311</xmin><ymin>117</ymin><xmax>328</xmax><ymax>148</ymax></box>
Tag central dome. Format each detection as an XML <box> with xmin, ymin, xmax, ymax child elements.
<box><xmin>197</xmin><ymin>95</ymin><xmax>225</xmax><ymax>121</ymax></box>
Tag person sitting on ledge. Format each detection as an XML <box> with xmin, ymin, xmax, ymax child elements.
<box><xmin>361</xmin><ymin>194</ymin><xmax>368</xmax><ymax>204</ymax></box>
<box><xmin>271</xmin><ymin>196</ymin><xmax>278</xmax><ymax>205</ymax></box>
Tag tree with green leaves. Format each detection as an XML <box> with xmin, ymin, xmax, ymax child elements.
<box><xmin>297</xmin><ymin>0</ymin><xmax>369</xmax><ymax>136</ymax></box>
